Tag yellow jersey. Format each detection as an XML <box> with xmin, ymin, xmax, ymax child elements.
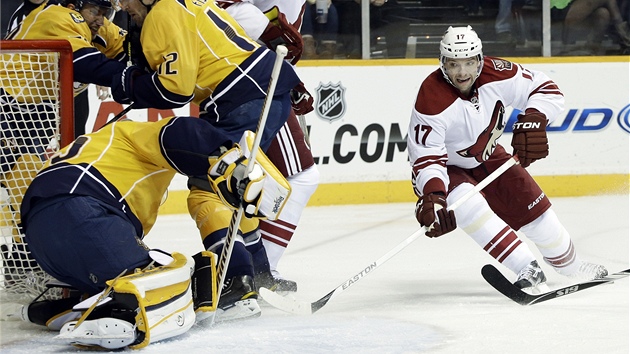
<box><xmin>1</xmin><ymin>3</ymin><xmax>127</xmax><ymax>103</ymax></box>
<box><xmin>21</xmin><ymin>116</ymin><xmax>232</xmax><ymax>238</ymax></box>
<box><xmin>129</xmin><ymin>0</ymin><xmax>300</xmax><ymax>120</ymax></box>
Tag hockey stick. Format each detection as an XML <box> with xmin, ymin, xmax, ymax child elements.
<box><xmin>481</xmin><ymin>264</ymin><xmax>630</xmax><ymax>305</ymax></box>
<box><xmin>101</xmin><ymin>32</ymin><xmax>135</xmax><ymax>130</ymax></box>
<box><xmin>260</xmin><ymin>155</ymin><xmax>520</xmax><ymax>315</ymax></box>
<box><xmin>102</xmin><ymin>103</ymin><xmax>134</xmax><ymax>128</ymax></box>
<box><xmin>210</xmin><ymin>45</ymin><xmax>288</xmax><ymax>323</ymax></box>
<box><xmin>297</xmin><ymin>114</ymin><xmax>310</xmax><ymax>148</ymax></box>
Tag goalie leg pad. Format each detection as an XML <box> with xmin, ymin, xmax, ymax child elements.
<box><xmin>59</xmin><ymin>252</ymin><xmax>197</xmax><ymax>350</ymax></box>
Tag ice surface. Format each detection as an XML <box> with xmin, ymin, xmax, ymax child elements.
<box><xmin>1</xmin><ymin>195</ymin><xmax>628</xmax><ymax>353</ymax></box>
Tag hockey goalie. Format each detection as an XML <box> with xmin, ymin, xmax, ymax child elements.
<box><xmin>5</xmin><ymin>116</ymin><xmax>290</xmax><ymax>350</ymax></box>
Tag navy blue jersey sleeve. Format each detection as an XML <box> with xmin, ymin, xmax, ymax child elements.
<box><xmin>73</xmin><ymin>47</ymin><xmax>127</xmax><ymax>86</ymax></box>
<box><xmin>158</xmin><ymin>117</ymin><xmax>232</xmax><ymax>176</ymax></box>
<box><xmin>127</xmin><ymin>72</ymin><xmax>194</xmax><ymax>109</ymax></box>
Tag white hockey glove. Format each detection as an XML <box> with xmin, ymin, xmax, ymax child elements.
<box><xmin>207</xmin><ymin>145</ymin><xmax>265</xmax><ymax>218</ymax></box>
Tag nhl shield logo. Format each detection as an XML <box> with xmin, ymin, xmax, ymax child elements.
<box><xmin>315</xmin><ymin>82</ymin><xmax>346</xmax><ymax>122</ymax></box>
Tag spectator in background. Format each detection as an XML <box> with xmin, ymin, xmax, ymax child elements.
<box><xmin>335</xmin><ymin>0</ymin><xmax>410</xmax><ymax>59</ymax></box>
<box><xmin>302</xmin><ymin>0</ymin><xmax>340</xmax><ymax>59</ymax></box>
<box><xmin>552</xmin><ymin>0</ymin><xmax>630</xmax><ymax>55</ymax></box>
<box><xmin>466</xmin><ymin>0</ymin><xmax>485</xmax><ymax>17</ymax></box>
<box><xmin>495</xmin><ymin>0</ymin><xmax>514</xmax><ymax>43</ymax></box>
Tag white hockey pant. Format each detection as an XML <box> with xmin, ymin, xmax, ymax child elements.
<box><xmin>520</xmin><ymin>209</ymin><xmax>580</xmax><ymax>275</ymax></box>
<box><xmin>448</xmin><ymin>183</ymin><xmax>536</xmax><ymax>275</ymax></box>
<box><xmin>262</xmin><ymin>165</ymin><xmax>319</xmax><ymax>271</ymax></box>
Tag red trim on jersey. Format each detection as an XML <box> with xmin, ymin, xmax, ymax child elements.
<box><xmin>476</xmin><ymin>57</ymin><xmax>518</xmax><ymax>88</ymax></box>
<box><xmin>414</xmin><ymin>70</ymin><xmax>459</xmax><ymax>116</ymax></box>
<box><xmin>529</xmin><ymin>80</ymin><xmax>563</xmax><ymax>98</ymax></box>
<box><xmin>411</xmin><ymin>154</ymin><xmax>448</xmax><ymax>174</ymax></box>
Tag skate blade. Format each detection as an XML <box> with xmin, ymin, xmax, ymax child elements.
<box><xmin>214</xmin><ymin>298</ymin><xmax>261</xmax><ymax>324</ymax></box>
<box><xmin>56</xmin><ymin>318</ymin><xmax>136</xmax><ymax>350</ymax></box>
<box><xmin>523</xmin><ymin>282</ymin><xmax>551</xmax><ymax>295</ymax></box>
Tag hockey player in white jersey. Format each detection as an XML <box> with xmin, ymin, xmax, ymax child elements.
<box><xmin>407</xmin><ymin>25</ymin><xmax>608</xmax><ymax>293</ymax></box>
<box><xmin>215</xmin><ymin>0</ymin><xmax>320</xmax><ymax>293</ymax></box>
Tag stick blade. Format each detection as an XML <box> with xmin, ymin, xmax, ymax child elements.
<box><xmin>259</xmin><ymin>288</ymin><xmax>313</xmax><ymax>315</ymax></box>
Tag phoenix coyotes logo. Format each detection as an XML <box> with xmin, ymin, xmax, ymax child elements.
<box><xmin>457</xmin><ymin>101</ymin><xmax>506</xmax><ymax>162</ymax></box>
<box><xmin>315</xmin><ymin>82</ymin><xmax>346</xmax><ymax>122</ymax></box>
<box><xmin>491</xmin><ymin>58</ymin><xmax>513</xmax><ymax>71</ymax></box>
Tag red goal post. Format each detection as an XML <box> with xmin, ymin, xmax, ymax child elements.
<box><xmin>1</xmin><ymin>39</ymin><xmax>74</xmax><ymax>302</ymax></box>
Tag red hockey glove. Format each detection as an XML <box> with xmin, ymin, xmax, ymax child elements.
<box><xmin>511</xmin><ymin>111</ymin><xmax>548</xmax><ymax>168</ymax></box>
<box><xmin>415</xmin><ymin>193</ymin><xmax>457</xmax><ymax>238</ymax></box>
<box><xmin>290</xmin><ymin>82</ymin><xmax>314</xmax><ymax>115</ymax></box>
<box><xmin>260</xmin><ymin>12</ymin><xmax>303</xmax><ymax>65</ymax></box>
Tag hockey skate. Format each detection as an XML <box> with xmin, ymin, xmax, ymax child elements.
<box><xmin>570</xmin><ymin>261</ymin><xmax>608</xmax><ymax>280</ymax></box>
<box><xmin>514</xmin><ymin>261</ymin><xmax>549</xmax><ymax>294</ymax></box>
<box><xmin>215</xmin><ymin>275</ymin><xmax>261</xmax><ymax>323</ymax></box>
<box><xmin>255</xmin><ymin>270</ymin><xmax>297</xmax><ymax>294</ymax></box>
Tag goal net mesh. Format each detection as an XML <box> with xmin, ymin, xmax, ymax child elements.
<box><xmin>1</xmin><ymin>40</ymin><xmax>74</xmax><ymax>303</ymax></box>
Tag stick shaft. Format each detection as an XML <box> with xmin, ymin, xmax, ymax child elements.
<box><xmin>313</xmin><ymin>155</ymin><xmax>520</xmax><ymax>311</ymax></box>
<box><xmin>214</xmin><ymin>46</ymin><xmax>289</xmax><ymax>312</ymax></box>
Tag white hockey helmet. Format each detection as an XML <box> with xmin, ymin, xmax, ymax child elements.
<box><xmin>439</xmin><ymin>26</ymin><xmax>484</xmax><ymax>82</ymax></box>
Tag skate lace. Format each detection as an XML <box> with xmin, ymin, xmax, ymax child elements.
<box><xmin>516</xmin><ymin>262</ymin><xmax>543</xmax><ymax>285</ymax></box>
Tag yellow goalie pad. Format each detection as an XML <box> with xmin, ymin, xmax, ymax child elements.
<box><xmin>107</xmin><ymin>252</ymin><xmax>196</xmax><ymax>349</ymax></box>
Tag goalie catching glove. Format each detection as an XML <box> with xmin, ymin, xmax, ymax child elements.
<box><xmin>208</xmin><ymin>145</ymin><xmax>265</xmax><ymax>218</ymax></box>
<box><xmin>511</xmin><ymin>110</ymin><xmax>549</xmax><ymax>168</ymax></box>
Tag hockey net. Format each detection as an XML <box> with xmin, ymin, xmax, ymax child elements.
<box><xmin>0</xmin><ymin>40</ymin><xmax>74</xmax><ymax>303</ymax></box>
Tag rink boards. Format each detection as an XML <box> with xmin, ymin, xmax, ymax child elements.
<box><xmin>82</xmin><ymin>56</ymin><xmax>630</xmax><ymax>212</ymax></box>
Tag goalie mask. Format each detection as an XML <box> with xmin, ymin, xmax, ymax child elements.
<box><xmin>439</xmin><ymin>25</ymin><xmax>484</xmax><ymax>87</ymax></box>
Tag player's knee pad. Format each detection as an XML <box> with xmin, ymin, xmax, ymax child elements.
<box><xmin>64</xmin><ymin>251</ymin><xmax>197</xmax><ymax>349</ymax></box>
<box><xmin>448</xmin><ymin>183</ymin><xmax>495</xmax><ymax>231</ymax></box>
<box><xmin>287</xmin><ymin>164</ymin><xmax>320</xmax><ymax>191</ymax></box>
<box><xmin>238</xmin><ymin>131</ymin><xmax>291</xmax><ymax>220</ymax></box>
<box><xmin>187</xmin><ymin>186</ymin><xmax>259</xmax><ymax>246</ymax></box>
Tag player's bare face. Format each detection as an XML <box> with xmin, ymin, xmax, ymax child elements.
<box><xmin>444</xmin><ymin>57</ymin><xmax>479</xmax><ymax>95</ymax></box>
<box><xmin>120</xmin><ymin>0</ymin><xmax>148</xmax><ymax>27</ymax></box>
<box><xmin>77</xmin><ymin>4</ymin><xmax>105</xmax><ymax>37</ymax></box>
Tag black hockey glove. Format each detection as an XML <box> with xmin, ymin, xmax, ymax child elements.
<box><xmin>112</xmin><ymin>65</ymin><xmax>142</xmax><ymax>105</ymax></box>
